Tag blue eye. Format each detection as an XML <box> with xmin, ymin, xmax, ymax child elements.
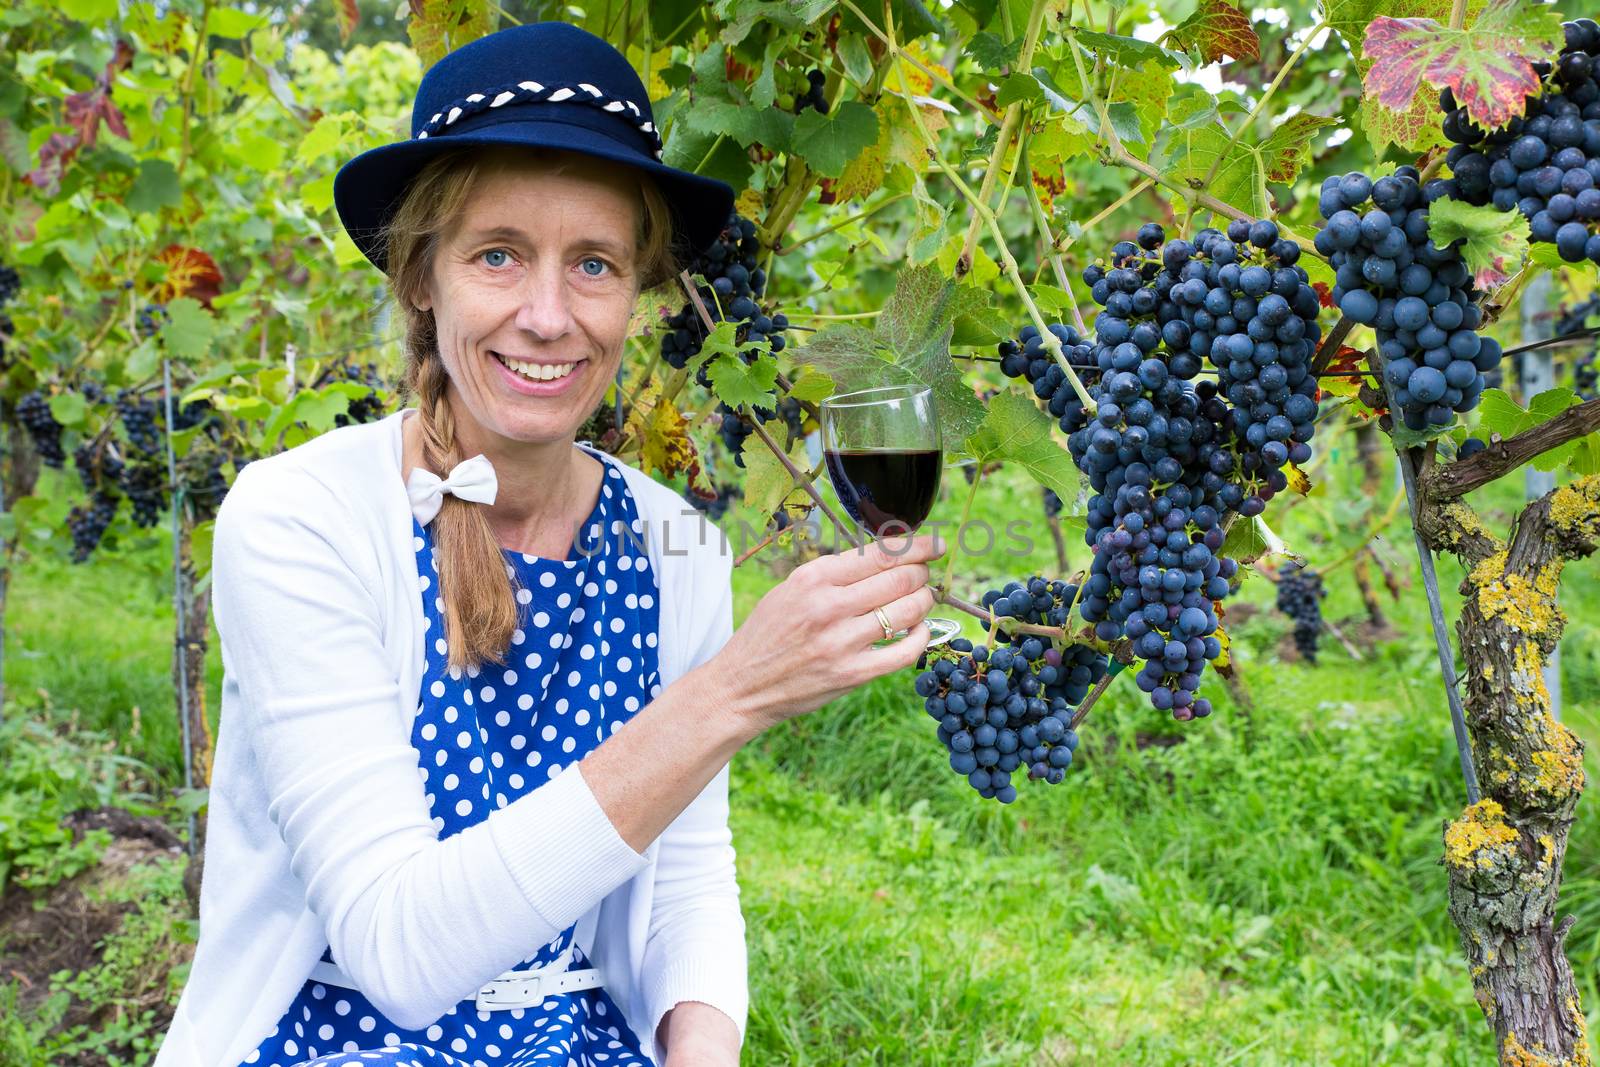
<box><xmin>580</xmin><ymin>257</ymin><xmax>608</xmax><ymax>277</ymax></box>
<box><xmin>482</xmin><ymin>249</ymin><xmax>510</xmax><ymax>268</ymax></box>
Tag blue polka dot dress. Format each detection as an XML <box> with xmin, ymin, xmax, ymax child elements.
<box><xmin>240</xmin><ymin>448</ymin><xmax>661</xmax><ymax>1067</ymax></box>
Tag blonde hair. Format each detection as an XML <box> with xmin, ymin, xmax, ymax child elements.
<box><xmin>380</xmin><ymin>144</ymin><xmax>680</xmax><ymax>669</ymax></box>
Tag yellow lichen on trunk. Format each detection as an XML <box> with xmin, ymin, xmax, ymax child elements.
<box><xmin>1472</xmin><ymin>552</ymin><xmax>1566</xmax><ymax>640</ymax></box>
<box><xmin>1546</xmin><ymin>477</ymin><xmax>1600</xmax><ymax>542</ymax></box>
<box><xmin>1446</xmin><ymin>799</ymin><xmax>1520</xmax><ymax>870</ymax></box>
<box><xmin>1502</xmin><ymin>1029</ymin><xmax>1594</xmax><ymax>1067</ymax></box>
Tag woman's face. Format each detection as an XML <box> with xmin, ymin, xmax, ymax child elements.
<box><xmin>418</xmin><ymin>152</ymin><xmax>641</xmax><ymax>449</ymax></box>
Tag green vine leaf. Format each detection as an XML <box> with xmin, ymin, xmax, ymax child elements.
<box><xmin>1168</xmin><ymin>0</ymin><xmax>1261</xmax><ymax>64</ymax></box>
<box><xmin>789</xmin><ymin>325</ymin><xmax>912</xmax><ymax>394</ymax></box>
<box><xmin>1478</xmin><ymin>387</ymin><xmax>1584</xmax><ymax>471</ymax></box>
<box><xmin>1360</xmin><ymin>0</ymin><xmax>1565</xmax><ymax>131</ymax></box>
<box><xmin>1220</xmin><ymin>514</ymin><xmax>1292</xmax><ymax>566</ymax></box>
<box><xmin>967</xmin><ymin>31</ymin><xmax>1023</xmax><ymax>74</ymax></box>
<box><xmin>1165</xmin><ymin>112</ymin><xmax>1339</xmax><ymax>217</ymax></box>
<box><xmin>1069</xmin><ymin>29</ymin><xmax>1187</xmax><ymax>70</ymax></box>
<box><xmin>966</xmin><ymin>390</ymin><xmax>1081</xmax><ymax>502</ymax></box>
<box><xmin>48</xmin><ymin>391</ymin><xmax>87</xmax><ymax>428</ymax></box>
<box><xmin>1426</xmin><ymin>196</ymin><xmax>1530</xmax><ymax>289</ymax></box>
<box><xmin>159</xmin><ymin>297</ymin><xmax>217</xmax><ymax>362</ymax></box>
<box><xmin>707</xmin><ymin>349</ymin><xmax>781</xmax><ymax>411</ymax></box>
<box><xmin>791</xmin><ymin>102</ymin><xmax>879</xmax><ymax>179</ymax></box>
<box><xmin>785</xmin><ymin>371</ymin><xmax>836</xmax><ymax>404</ymax></box>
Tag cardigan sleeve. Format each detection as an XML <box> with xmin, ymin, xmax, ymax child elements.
<box><xmin>211</xmin><ymin>461</ymin><xmax>649</xmax><ymax>1032</ymax></box>
<box><xmin>639</xmin><ymin>526</ymin><xmax>749</xmax><ymax>1048</ymax></box>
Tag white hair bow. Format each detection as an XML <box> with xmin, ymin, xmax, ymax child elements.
<box><xmin>407</xmin><ymin>454</ymin><xmax>498</xmax><ymax>526</ymax></box>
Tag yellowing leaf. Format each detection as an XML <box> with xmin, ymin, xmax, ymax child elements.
<box><xmin>635</xmin><ymin>385</ymin><xmax>702</xmax><ymax>483</ymax></box>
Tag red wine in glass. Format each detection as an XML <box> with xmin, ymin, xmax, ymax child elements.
<box><xmin>819</xmin><ymin>384</ymin><xmax>959</xmax><ymax>647</ymax></box>
<box><xmin>823</xmin><ymin>447</ymin><xmax>942</xmax><ymax>537</ymax></box>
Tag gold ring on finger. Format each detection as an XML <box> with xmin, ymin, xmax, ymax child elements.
<box><xmin>873</xmin><ymin>606</ymin><xmax>895</xmax><ymax>642</ymax></box>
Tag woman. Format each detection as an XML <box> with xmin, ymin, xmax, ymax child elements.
<box><xmin>152</xmin><ymin>20</ymin><xmax>941</xmax><ymax>1067</ymax></box>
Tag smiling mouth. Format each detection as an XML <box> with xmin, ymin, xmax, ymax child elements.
<box><xmin>492</xmin><ymin>351</ymin><xmax>584</xmax><ymax>382</ymax></box>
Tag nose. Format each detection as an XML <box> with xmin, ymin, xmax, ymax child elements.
<box><xmin>513</xmin><ymin>262</ymin><xmax>576</xmax><ymax>342</ymax></box>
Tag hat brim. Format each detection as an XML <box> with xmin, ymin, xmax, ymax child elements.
<box><xmin>333</xmin><ymin>118</ymin><xmax>735</xmax><ymax>275</ymax></box>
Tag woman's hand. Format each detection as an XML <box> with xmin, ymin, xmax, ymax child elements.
<box><xmin>707</xmin><ymin>532</ymin><xmax>944</xmax><ymax>734</ymax></box>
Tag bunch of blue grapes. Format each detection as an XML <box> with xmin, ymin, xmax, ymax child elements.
<box><xmin>1440</xmin><ymin>19</ymin><xmax>1600</xmax><ymax>266</ymax></box>
<box><xmin>996</xmin><ymin>322</ymin><xmax>1100</xmax><ymax>436</ymax></box>
<box><xmin>716</xmin><ymin>394</ymin><xmax>804</xmax><ymax>469</ymax></box>
<box><xmin>119</xmin><ymin>459</ymin><xmax>167</xmax><ymax>527</ymax></box>
<box><xmin>1067</xmin><ymin>219</ymin><xmax>1315</xmax><ymax>717</ymax></box>
<box><xmin>1313</xmin><ymin>167</ymin><xmax>1499</xmax><ymax>431</ymax></box>
<box><xmin>331</xmin><ymin>360</ymin><xmax>388</xmax><ymax>426</ymax></box>
<box><xmin>17</xmin><ymin>391</ymin><xmax>65</xmax><ymax>467</ymax></box>
<box><xmin>1087</xmin><ymin>220</ymin><xmax>1323</xmax><ymax>511</ymax></box>
<box><xmin>0</xmin><ymin>262</ymin><xmax>17</xmax><ymax>367</ymax></box>
<box><xmin>981</xmin><ymin>574</ymin><xmax>1087</xmax><ymax>629</ymax></box>
<box><xmin>1275</xmin><ymin>565</ymin><xmax>1325</xmax><ymax>664</ymax></box>
<box><xmin>116</xmin><ymin>391</ymin><xmax>163</xmax><ymax>454</ymax></box>
<box><xmin>659</xmin><ymin>213</ymin><xmax>789</xmax><ymax>389</ymax></box>
<box><xmin>66</xmin><ymin>492</ymin><xmax>120</xmax><ymax>563</ymax></box>
<box><xmin>913</xmin><ymin>623</ymin><xmax>1106</xmax><ymax>803</ymax></box>
<box><xmin>1042</xmin><ymin>486</ymin><xmax>1062</xmax><ymax>518</ymax></box>
<box><xmin>1184</xmin><ymin>221</ymin><xmax>1321</xmax><ymax>505</ymax></box>
<box><xmin>135</xmin><ymin>302</ymin><xmax>168</xmax><ymax>340</ymax></box>
<box><xmin>792</xmin><ymin>69</ymin><xmax>827</xmax><ymax>114</ymax></box>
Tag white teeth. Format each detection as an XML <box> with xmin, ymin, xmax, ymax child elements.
<box><xmin>496</xmin><ymin>354</ymin><xmax>577</xmax><ymax>382</ymax></box>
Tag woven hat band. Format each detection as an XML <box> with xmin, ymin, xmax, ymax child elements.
<box><xmin>415</xmin><ymin>79</ymin><xmax>662</xmax><ymax>160</ymax></box>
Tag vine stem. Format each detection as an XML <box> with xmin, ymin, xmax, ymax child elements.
<box><xmin>779</xmin><ymin>194</ymin><xmax>909</xmax><ymax>253</ymax></box>
<box><xmin>176</xmin><ymin>0</ymin><xmax>215</xmax><ymax>181</ymax></box>
<box><xmin>938</xmin><ymin>463</ymin><xmax>982</xmax><ymax>598</ymax></box>
<box><xmin>1068</xmin><ymin>669</ymin><xmax>1117</xmax><ymax>730</ymax></box>
<box><xmin>734</xmin><ymin>528</ymin><xmax>778</xmax><ymax>566</ymax></box>
<box><xmin>1449</xmin><ymin>0</ymin><xmax>1467</xmax><ymax>31</ymax></box>
<box><xmin>933</xmin><ymin>589</ymin><xmax>1066</xmax><ymax>637</ymax></box>
<box><xmin>747</xmin><ymin>417</ymin><xmax>864</xmax><ymax>550</ymax></box>
<box><xmin>1186</xmin><ymin>21</ymin><xmax>1329</xmax><ymax>226</ymax></box>
<box><xmin>957</xmin><ymin>0</ymin><xmax>1051</xmax><ymax>276</ymax></box>
<box><xmin>1017</xmin><ymin>139</ymin><xmax>1094</xmax><ymax>336</ymax></box>
<box><xmin>884</xmin><ymin>21</ymin><xmax>1097</xmax><ymax>416</ymax></box>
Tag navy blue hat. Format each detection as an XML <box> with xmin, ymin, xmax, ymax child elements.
<box><xmin>333</xmin><ymin>21</ymin><xmax>734</xmax><ymax>275</ymax></box>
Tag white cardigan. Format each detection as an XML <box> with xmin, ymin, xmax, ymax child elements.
<box><xmin>153</xmin><ymin>409</ymin><xmax>746</xmax><ymax>1067</ymax></box>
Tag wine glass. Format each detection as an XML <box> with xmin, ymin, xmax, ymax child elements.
<box><xmin>819</xmin><ymin>383</ymin><xmax>961</xmax><ymax>648</ymax></box>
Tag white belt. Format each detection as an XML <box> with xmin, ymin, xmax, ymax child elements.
<box><xmin>307</xmin><ymin>945</ymin><xmax>606</xmax><ymax>1013</ymax></box>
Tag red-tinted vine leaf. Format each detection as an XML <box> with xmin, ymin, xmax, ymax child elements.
<box><xmin>25</xmin><ymin>133</ymin><xmax>81</xmax><ymax>195</ymax></box>
<box><xmin>334</xmin><ymin>0</ymin><xmax>360</xmax><ymax>43</ymax></box>
<box><xmin>1361</xmin><ymin>0</ymin><xmax>1565</xmax><ymax>131</ymax></box>
<box><xmin>1169</xmin><ymin>0</ymin><xmax>1260</xmax><ymax>65</ymax></box>
<box><xmin>154</xmin><ymin>246</ymin><xmax>225</xmax><ymax>309</ymax></box>
<box><xmin>60</xmin><ymin>39</ymin><xmax>135</xmax><ymax>155</ymax></box>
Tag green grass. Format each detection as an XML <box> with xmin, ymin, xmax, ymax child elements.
<box><xmin>5</xmin><ymin>432</ymin><xmax>1600</xmax><ymax>1063</ymax></box>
